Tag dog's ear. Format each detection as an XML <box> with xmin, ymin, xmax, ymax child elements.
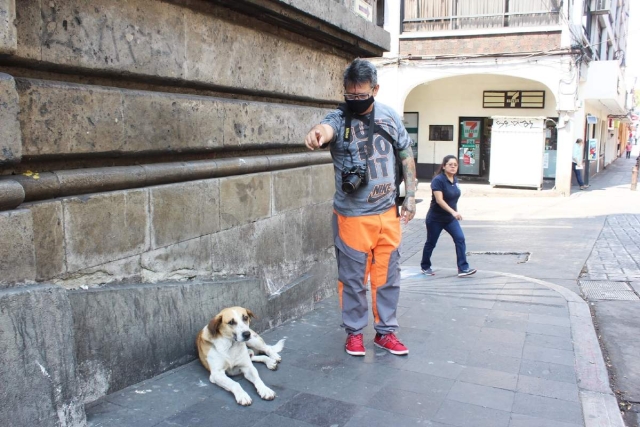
<box><xmin>246</xmin><ymin>309</ymin><xmax>256</xmax><ymax>320</ymax></box>
<box><xmin>208</xmin><ymin>315</ymin><xmax>222</xmax><ymax>336</ymax></box>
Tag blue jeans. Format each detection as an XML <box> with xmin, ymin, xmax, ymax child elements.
<box><xmin>572</xmin><ymin>162</ymin><xmax>585</xmax><ymax>187</ymax></box>
<box><xmin>420</xmin><ymin>217</ymin><xmax>470</xmax><ymax>272</ymax></box>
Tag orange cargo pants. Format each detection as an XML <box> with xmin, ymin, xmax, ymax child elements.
<box><xmin>332</xmin><ymin>207</ymin><xmax>402</xmax><ymax>335</ymax></box>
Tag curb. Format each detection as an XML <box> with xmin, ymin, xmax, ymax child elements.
<box><xmin>402</xmin><ymin>266</ymin><xmax>625</xmax><ymax>427</ymax></box>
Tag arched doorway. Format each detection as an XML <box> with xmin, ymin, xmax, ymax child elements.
<box><xmin>402</xmin><ymin>74</ymin><xmax>558</xmax><ymax>181</ymax></box>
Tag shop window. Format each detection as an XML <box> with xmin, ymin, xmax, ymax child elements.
<box><xmin>429</xmin><ymin>125</ymin><xmax>453</xmax><ymax>141</ymax></box>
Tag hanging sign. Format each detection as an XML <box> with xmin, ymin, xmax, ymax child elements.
<box><xmin>588</xmin><ymin>139</ymin><xmax>597</xmax><ymax>161</ymax></box>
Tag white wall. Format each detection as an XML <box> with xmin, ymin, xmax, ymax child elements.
<box><xmin>403</xmin><ymin>74</ymin><xmax>558</xmax><ymax>165</ymax></box>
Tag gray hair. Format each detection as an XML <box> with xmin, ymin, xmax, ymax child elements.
<box><xmin>343</xmin><ymin>58</ymin><xmax>377</xmax><ymax>88</ymax></box>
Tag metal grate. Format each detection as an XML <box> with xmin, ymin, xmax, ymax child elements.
<box><xmin>579</xmin><ymin>280</ymin><xmax>640</xmax><ymax>301</ymax></box>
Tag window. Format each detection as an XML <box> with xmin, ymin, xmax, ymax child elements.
<box><xmin>402</xmin><ymin>0</ymin><xmax>561</xmax><ymax>33</ymax></box>
<box><xmin>429</xmin><ymin>125</ymin><xmax>454</xmax><ymax>141</ymax></box>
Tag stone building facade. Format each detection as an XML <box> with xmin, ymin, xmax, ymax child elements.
<box><xmin>0</xmin><ymin>1</ymin><xmax>389</xmax><ymax>426</ymax></box>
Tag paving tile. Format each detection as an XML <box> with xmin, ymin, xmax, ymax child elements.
<box><xmin>518</xmin><ymin>360</ymin><xmax>577</xmax><ymax>384</ymax></box>
<box><xmin>524</xmin><ymin>333</ymin><xmax>573</xmax><ymax>351</ymax></box>
<box><xmin>512</xmin><ymin>393</ymin><xmax>583</xmax><ymax>425</ymax></box>
<box><xmin>488</xmin><ymin>310</ymin><xmax>530</xmax><ymax>321</ymax></box>
<box><xmin>509</xmin><ymin>413</ymin><xmax>583</xmax><ymax>427</ymax></box>
<box><xmin>457</xmin><ymin>367</ymin><xmax>518</xmax><ymax>390</ymax></box>
<box><xmin>165</xmin><ymin>396</ymin><xmax>269</xmax><ymax>427</ymax></box>
<box><xmin>433</xmin><ymin>399</ymin><xmax>511</xmax><ymax>427</ymax></box>
<box><xmin>446</xmin><ymin>381</ymin><xmax>515</xmax><ymax>412</ymax></box>
<box><xmin>344</xmin><ymin>407</ymin><xmax>448</xmax><ymax>427</ymax></box>
<box><xmin>402</xmin><ymin>357</ymin><xmax>466</xmax><ymax>380</ymax></box>
<box><xmin>275</xmin><ymin>393</ymin><xmax>359</xmax><ymax>427</ymax></box>
<box><xmin>365</xmin><ymin>386</ymin><xmax>445</xmax><ymax>420</ymax></box>
<box><xmin>104</xmin><ymin>364</ymin><xmax>219</xmax><ymax>419</ymax></box>
<box><xmin>522</xmin><ymin>344</ymin><xmax>574</xmax><ymax>366</ymax></box>
<box><xmin>249</xmin><ymin>413</ymin><xmax>317</xmax><ymax>427</ymax></box>
<box><xmin>516</xmin><ymin>376</ymin><xmax>579</xmax><ymax>402</ymax></box>
<box><xmin>378</xmin><ymin>369</ymin><xmax>455</xmax><ymax>397</ymax></box>
<box><xmin>470</xmin><ymin>340</ymin><xmax>523</xmax><ymax>358</ymax></box>
<box><xmin>86</xmin><ymin>400</ymin><xmax>164</xmax><ymax>427</ymax></box>
<box><xmin>211</xmin><ymin>384</ymin><xmax>301</xmax><ymax>412</ymax></box>
<box><xmin>465</xmin><ymin>350</ymin><xmax>522</xmax><ymax>374</ymax></box>
<box><xmin>525</xmin><ymin>322</ymin><xmax>571</xmax><ymax>338</ymax></box>
<box><xmin>483</xmin><ymin>318</ymin><xmax>530</xmax><ymax>333</ymax></box>
<box><xmin>528</xmin><ymin>314</ymin><xmax>571</xmax><ymax>327</ymax></box>
<box><xmin>291</xmin><ymin>370</ymin><xmax>383</xmax><ymax>406</ymax></box>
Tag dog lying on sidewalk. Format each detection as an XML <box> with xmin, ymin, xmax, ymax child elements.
<box><xmin>196</xmin><ymin>306</ymin><xmax>285</xmax><ymax>406</ymax></box>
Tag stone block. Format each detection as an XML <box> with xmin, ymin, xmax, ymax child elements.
<box><xmin>149</xmin><ymin>179</ymin><xmax>220</xmax><ymax>249</ymax></box>
<box><xmin>141</xmin><ymin>236</ymin><xmax>212</xmax><ymax>283</ymax></box>
<box><xmin>222</xmin><ymin>103</ymin><xmax>327</xmax><ymax>148</ymax></box>
<box><xmin>212</xmin><ymin>206</ymin><xmax>334</xmax><ymax>296</ymax></box>
<box><xmin>39</xmin><ymin>0</ymin><xmax>185</xmax><ymax>78</ymax></box>
<box><xmin>55</xmin><ymin>255</ymin><xmax>142</xmax><ymax>289</ymax></box>
<box><xmin>0</xmin><ymin>209</ymin><xmax>36</xmax><ymax>285</ymax></box>
<box><xmin>273</xmin><ymin>167</ymin><xmax>312</xmax><ymax>214</ymax></box>
<box><xmin>68</xmin><ymin>277</ymin><xmax>266</xmax><ymax>400</ymax></box>
<box><xmin>17</xmin><ymin>79</ymin><xmax>124</xmax><ymax>157</ymax></box>
<box><xmin>28</xmin><ymin>200</ymin><xmax>66</xmax><ymax>281</ymax></box>
<box><xmin>0</xmin><ymin>0</ymin><xmax>16</xmax><ymax>54</ymax></box>
<box><xmin>14</xmin><ymin>0</ymin><xmax>41</xmax><ymax>60</ymax></box>
<box><xmin>219</xmin><ymin>173</ymin><xmax>271</xmax><ymax>230</ymax></box>
<box><xmin>183</xmin><ymin>6</ymin><xmax>345</xmax><ymax>100</ymax></box>
<box><xmin>63</xmin><ymin>189</ymin><xmax>149</xmax><ymax>272</ymax></box>
<box><xmin>123</xmin><ymin>91</ymin><xmax>224</xmax><ymax>155</ymax></box>
<box><xmin>0</xmin><ymin>73</ymin><xmax>21</xmax><ymax>165</ymax></box>
<box><xmin>0</xmin><ymin>284</ymin><xmax>86</xmax><ymax>427</ymax></box>
<box><xmin>310</xmin><ymin>163</ymin><xmax>336</xmax><ymax>204</ymax></box>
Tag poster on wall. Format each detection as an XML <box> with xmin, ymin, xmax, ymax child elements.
<box><xmin>588</xmin><ymin>139</ymin><xmax>597</xmax><ymax>161</ymax></box>
<box><xmin>458</xmin><ymin>120</ymin><xmax>481</xmax><ymax>175</ymax></box>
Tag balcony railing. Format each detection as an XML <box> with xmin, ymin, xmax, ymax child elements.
<box><xmin>402</xmin><ymin>0</ymin><xmax>561</xmax><ymax>33</ymax></box>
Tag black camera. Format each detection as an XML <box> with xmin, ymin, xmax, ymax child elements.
<box><xmin>341</xmin><ymin>164</ymin><xmax>368</xmax><ymax>194</ymax></box>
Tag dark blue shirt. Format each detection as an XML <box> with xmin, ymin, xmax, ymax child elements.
<box><xmin>428</xmin><ymin>173</ymin><xmax>461</xmax><ymax>222</ymax></box>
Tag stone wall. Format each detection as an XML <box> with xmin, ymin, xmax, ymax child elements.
<box><xmin>0</xmin><ymin>1</ymin><xmax>389</xmax><ymax>426</ymax></box>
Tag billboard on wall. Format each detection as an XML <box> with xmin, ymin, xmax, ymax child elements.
<box><xmin>588</xmin><ymin>139</ymin><xmax>598</xmax><ymax>161</ymax></box>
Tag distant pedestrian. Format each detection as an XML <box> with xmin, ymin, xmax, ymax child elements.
<box><xmin>572</xmin><ymin>138</ymin><xmax>588</xmax><ymax>190</ymax></box>
<box><xmin>420</xmin><ymin>155</ymin><xmax>476</xmax><ymax>278</ymax></box>
<box><xmin>626</xmin><ymin>141</ymin><xmax>633</xmax><ymax>159</ymax></box>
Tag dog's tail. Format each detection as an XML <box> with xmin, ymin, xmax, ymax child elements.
<box><xmin>271</xmin><ymin>338</ymin><xmax>286</xmax><ymax>354</ymax></box>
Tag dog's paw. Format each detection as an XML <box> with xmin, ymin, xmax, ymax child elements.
<box><xmin>235</xmin><ymin>390</ymin><xmax>253</xmax><ymax>406</ymax></box>
<box><xmin>258</xmin><ymin>386</ymin><xmax>276</xmax><ymax>401</ymax></box>
<box><xmin>266</xmin><ymin>359</ymin><xmax>278</xmax><ymax>370</ymax></box>
<box><xmin>272</xmin><ymin>353</ymin><xmax>282</xmax><ymax>363</ymax></box>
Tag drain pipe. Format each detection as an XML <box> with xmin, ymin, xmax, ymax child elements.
<box><xmin>0</xmin><ymin>151</ymin><xmax>331</xmax><ymax>209</ymax></box>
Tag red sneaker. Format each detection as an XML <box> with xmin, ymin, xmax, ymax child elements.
<box><xmin>345</xmin><ymin>334</ymin><xmax>366</xmax><ymax>356</ymax></box>
<box><xmin>374</xmin><ymin>333</ymin><xmax>409</xmax><ymax>355</ymax></box>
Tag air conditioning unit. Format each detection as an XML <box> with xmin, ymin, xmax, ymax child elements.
<box><xmin>592</xmin><ymin>0</ymin><xmax>611</xmax><ymax>15</ymax></box>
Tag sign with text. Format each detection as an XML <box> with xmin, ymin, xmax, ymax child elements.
<box><xmin>483</xmin><ymin>91</ymin><xmax>545</xmax><ymax>109</ymax></box>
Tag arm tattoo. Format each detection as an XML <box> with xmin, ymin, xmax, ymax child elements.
<box><xmin>399</xmin><ymin>148</ymin><xmax>416</xmax><ymax>197</ymax></box>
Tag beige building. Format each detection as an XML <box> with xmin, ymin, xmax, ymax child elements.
<box><xmin>375</xmin><ymin>0</ymin><xmax>632</xmax><ymax>194</ymax></box>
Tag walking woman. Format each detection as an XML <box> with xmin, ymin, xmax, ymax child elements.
<box><xmin>420</xmin><ymin>155</ymin><xmax>476</xmax><ymax>277</ymax></box>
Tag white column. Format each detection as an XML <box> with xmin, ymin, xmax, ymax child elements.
<box><xmin>383</xmin><ymin>0</ymin><xmax>401</xmax><ymax>58</ymax></box>
<box><xmin>555</xmin><ymin>112</ymin><xmax>577</xmax><ymax>195</ymax></box>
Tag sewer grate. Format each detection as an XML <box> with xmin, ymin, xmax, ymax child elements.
<box><xmin>578</xmin><ymin>280</ymin><xmax>640</xmax><ymax>301</ymax></box>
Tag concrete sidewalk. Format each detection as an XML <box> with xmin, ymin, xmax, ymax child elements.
<box><xmin>87</xmin><ymin>273</ymin><xmax>620</xmax><ymax>427</ymax></box>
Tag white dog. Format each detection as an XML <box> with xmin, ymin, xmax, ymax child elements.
<box><xmin>196</xmin><ymin>306</ymin><xmax>285</xmax><ymax>406</ymax></box>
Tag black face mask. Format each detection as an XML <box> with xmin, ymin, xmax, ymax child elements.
<box><xmin>345</xmin><ymin>96</ymin><xmax>374</xmax><ymax>115</ymax></box>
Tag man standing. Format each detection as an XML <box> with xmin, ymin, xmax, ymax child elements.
<box><xmin>304</xmin><ymin>59</ymin><xmax>416</xmax><ymax>356</ymax></box>
<box><xmin>572</xmin><ymin>138</ymin><xmax>588</xmax><ymax>190</ymax></box>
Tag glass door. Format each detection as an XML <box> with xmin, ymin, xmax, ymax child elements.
<box><xmin>458</xmin><ymin>117</ymin><xmax>482</xmax><ymax>176</ymax></box>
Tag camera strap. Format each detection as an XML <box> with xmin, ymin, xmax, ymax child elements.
<box><xmin>342</xmin><ymin>105</ymin><xmax>375</xmax><ymax>179</ymax></box>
